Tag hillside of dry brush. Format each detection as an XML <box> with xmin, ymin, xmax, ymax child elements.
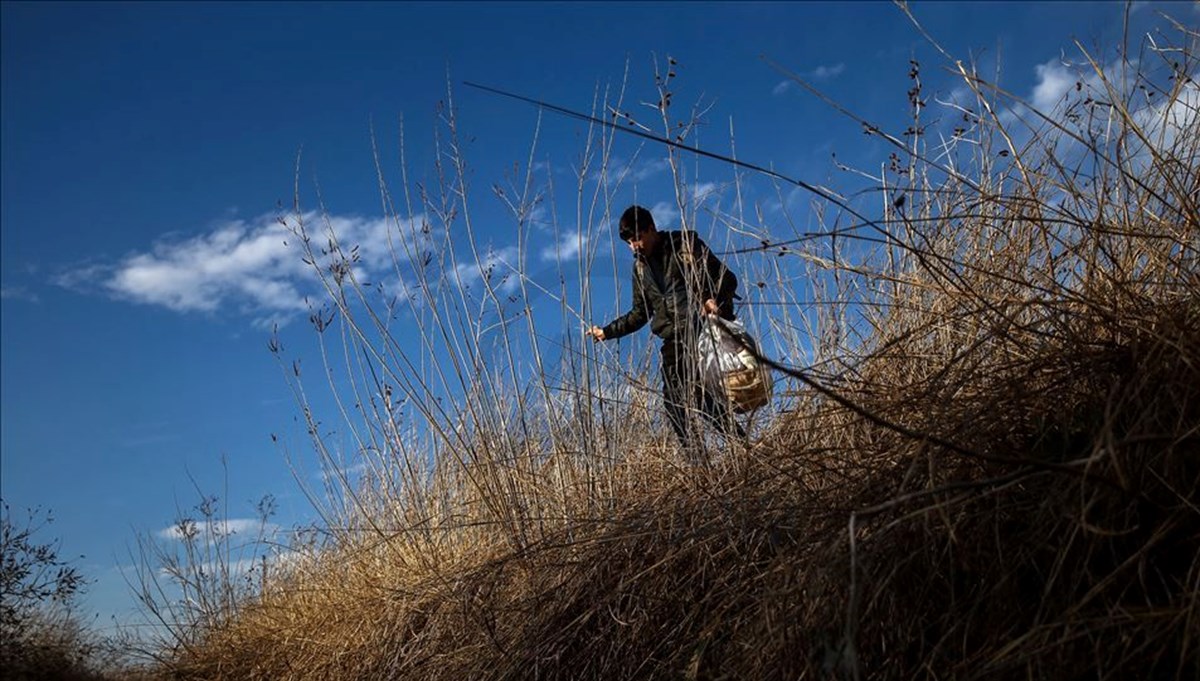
<box><xmin>143</xmin><ymin>19</ymin><xmax>1198</xmax><ymax>681</ymax></box>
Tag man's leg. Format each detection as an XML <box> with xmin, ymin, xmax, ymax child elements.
<box><xmin>661</xmin><ymin>345</ymin><xmax>703</xmax><ymax>454</ymax></box>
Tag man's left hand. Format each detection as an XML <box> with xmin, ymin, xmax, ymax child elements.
<box><xmin>702</xmin><ymin>299</ymin><xmax>720</xmax><ymax>316</ymax></box>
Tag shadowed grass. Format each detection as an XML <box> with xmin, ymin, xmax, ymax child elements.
<box><xmin>140</xmin><ymin>14</ymin><xmax>1197</xmax><ymax>681</ymax></box>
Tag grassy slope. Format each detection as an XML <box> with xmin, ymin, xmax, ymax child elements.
<box><xmin>147</xmin><ymin>21</ymin><xmax>1199</xmax><ymax>681</ymax></box>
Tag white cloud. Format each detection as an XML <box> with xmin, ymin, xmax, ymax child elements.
<box><xmin>157</xmin><ymin>517</ymin><xmax>279</xmax><ymax>542</ymax></box>
<box><xmin>811</xmin><ymin>63</ymin><xmax>846</xmax><ymax>80</ymax></box>
<box><xmin>526</xmin><ymin>204</ymin><xmax>551</xmax><ymax>230</ymax></box>
<box><xmin>318</xmin><ymin>461</ymin><xmax>369</xmax><ymax>483</ymax></box>
<box><xmin>158</xmin><ymin>549</ymin><xmax>302</xmax><ymax>583</ymax></box>
<box><xmin>772</xmin><ymin>63</ymin><xmax>845</xmax><ymax>96</ymax></box>
<box><xmin>1023</xmin><ymin>55</ymin><xmax>1134</xmax><ymax>117</ymax></box>
<box><xmin>1134</xmin><ymin>74</ymin><xmax>1199</xmax><ymax>156</ymax></box>
<box><xmin>990</xmin><ymin>51</ymin><xmax>1197</xmax><ymax>194</ymax></box>
<box><xmin>451</xmin><ymin>244</ymin><xmax>521</xmax><ymax>294</ymax></box>
<box><xmin>631</xmin><ymin>158</ymin><xmax>671</xmax><ymax>182</ymax></box>
<box><xmin>691</xmin><ymin>182</ymin><xmax>720</xmax><ymax>203</ymax></box>
<box><xmin>540</xmin><ymin>229</ymin><xmax>591</xmax><ymax>262</ymax></box>
<box><xmin>55</xmin><ymin>211</ymin><xmax>437</xmax><ymax>323</ymax></box>
<box><xmin>0</xmin><ymin>285</ymin><xmax>39</xmax><ymax>303</ymax></box>
<box><xmin>989</xmin><ymin>54</ymin><xmax>1135</xmax><ymax>137</ymax></box>
<box><xmin>589</xmin><ymin>155</ymin><xmax>670</xmax><ymax>185</ymax></box>
<box><xmin>648</xmin><ymin>201</ymin><xmax>682</xmax><ymax>230</ymax></box>
<box><xmin>1030</xmin><ymin>60</ymin><xmax>1080</xmax><ymax>114</ymax></box>
<box><xmin>943</xmin><ymin>85</ymin><xmax>975</xmax><ymax>109</ymax></box>
<box><xmin>52</xmin><ymin>263</ymin><xmax>107</xmax><ymax>292</ymax></box>
<box><xmin>1013</xmin><ymin>55</ymin><xmax>1195</xmax><ymax>158</ymax></box>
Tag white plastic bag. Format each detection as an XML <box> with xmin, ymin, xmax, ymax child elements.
<box><xmin>697</xmin><ymin>316</ymin><xmax>773</xmax><ymax>413</ymax></box>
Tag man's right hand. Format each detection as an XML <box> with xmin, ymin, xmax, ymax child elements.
<box><xmin>587</xmin><ymin>326</ymin><xmax>606</xmax><ymax>342</ymax></box>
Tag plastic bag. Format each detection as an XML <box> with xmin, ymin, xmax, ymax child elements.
<box><xmin>697</xmin><ymin>316</ymin><xmax>773</xmax><ymax>413</ymax></box>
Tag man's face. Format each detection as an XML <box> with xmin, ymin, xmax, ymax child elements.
<box><xmin>626</xmin><ymin>228</ymin><xmax>657</xmax><ymax>256</ymax></box>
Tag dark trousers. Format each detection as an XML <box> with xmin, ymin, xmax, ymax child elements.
<box><xmin>661</xmin><ymin>341</ymin><xmax>746</xmax><ymax>452</ymax></box>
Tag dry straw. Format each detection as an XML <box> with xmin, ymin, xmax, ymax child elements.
<box><xmin>140</xmin><ymin>13</ymin><xmax>1197</xmax><ymax>681</ymax></box>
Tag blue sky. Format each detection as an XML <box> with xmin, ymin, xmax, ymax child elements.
<box><xmin>2</xmin><ymin>1</ymin><xmax>1192</xmax><ymax>638</ymax></box>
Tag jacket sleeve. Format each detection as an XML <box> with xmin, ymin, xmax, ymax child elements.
<box><xmin>602</xmin><ymin>266</ymin><xmax>652</xmax><ymax>340</ymax></box>
<box><xmin>692</xmin><ymin>235</ymin><xmax>739</xmax><ymax>319</ymax></box>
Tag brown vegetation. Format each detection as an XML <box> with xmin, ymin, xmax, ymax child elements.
<box><xmin>141</xmin><ymin>15</ymin><xmax>1198</xmax><ymax>681</ymax></box>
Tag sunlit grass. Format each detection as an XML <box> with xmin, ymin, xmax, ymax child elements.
<box><xmin>136</xmin><ymin>15</ymin><xmax>1197</xmax><ymax>681</ymax></box>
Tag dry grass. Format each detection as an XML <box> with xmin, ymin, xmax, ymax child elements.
<box><xmin>139</xmin><ymin>15</ymin><xmax>1198</xmax><ymax>681</ymax></box>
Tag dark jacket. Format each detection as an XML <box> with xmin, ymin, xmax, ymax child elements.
<box><xmin>602</xmin><ymin>230</ymin><xmax>738</xmax><ymax>346</ymax></box>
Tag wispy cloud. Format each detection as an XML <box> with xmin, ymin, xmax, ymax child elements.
<box><xmin>942</xmin><ymin>84</ymin><xmax>975</xmax><ymax>109</ymax></box>
<box><xmin>157</xmin><ymin>517</ymin><xmax>278</xmax><ymax>542</ymax></box>
<box><xmin>1029</xmin><ymin>59</ymin><xmax>1081</xmax><ymax>114</ymax></box>
<box><xmin>630</xmin><ymin>157</ymin><xmax>671</xmax><ymax>181</ymax></box>
<box><xmin>648</xmin><ymin>201</ymin><xmax>682</xmax><ymax>230</ymax></box>
<box><xmin>54</xmin><ymin>211</ymin><xmax>439</xmax><ymax>323</ymax></box>
<box><xmin>1134</xmin><ymin>74</ymin><xmax>1198</xmax><ymax>155</ymax></box>
<box><xmin>773</xmin><ymin>62</ymin><xmax>846</xmax><ymax>96</ymax></box>
<box><xmin>451</xmin><ymin>244</ymin><xmax>521</xmax><ymax>294</ymax></box>
<box><xmin>540</xmin><ymin>229</ymin><xmax>592</xmax><ymax>263</ymax></box>
<box><xmin>811</xmin><ymin>63</ymin><xmax>846</xmax><ymax>80</ymax></box>
<box><xmin>1010</xmin><ymin>55</ymin><xmax>1133</xmax><ymax>122</ymax></box>
<box><xmin>158</xmin><ymin>549</ymin><xmax>303</xmax><ymax>583</ymax></box>
<box><xmin>588</xmin><ymin>155</ymin><xmax>670</xmax><ymax>185</ymax></box>
<box><xmin>318</xmin><ymin>461</ymin><xmax>369</xmax><ymax>483</ymax></box>
<box><xmin>1008</xmin><ymin>55</ymin><xmax>1194</xmax><ymax>154</ymax></box>
<box><xmin>691</xmin><ymin>182</ymin><xmax>721</xmax><ymax>203</ymax></box>
<box><xmin>0</xmin><ymin>285</ymin><xmax>39</xmax><ymax>303</ymax></box>
<box><xmin>992</xmin><ymin>52</ymin><xmax>1197</xmax><ymax>178</ymax></box>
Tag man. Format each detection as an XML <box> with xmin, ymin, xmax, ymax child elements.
<box><xmin>588</xmin><ymin>205</ymin><xmax>746</xmax><ymax>453</ymax></box>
